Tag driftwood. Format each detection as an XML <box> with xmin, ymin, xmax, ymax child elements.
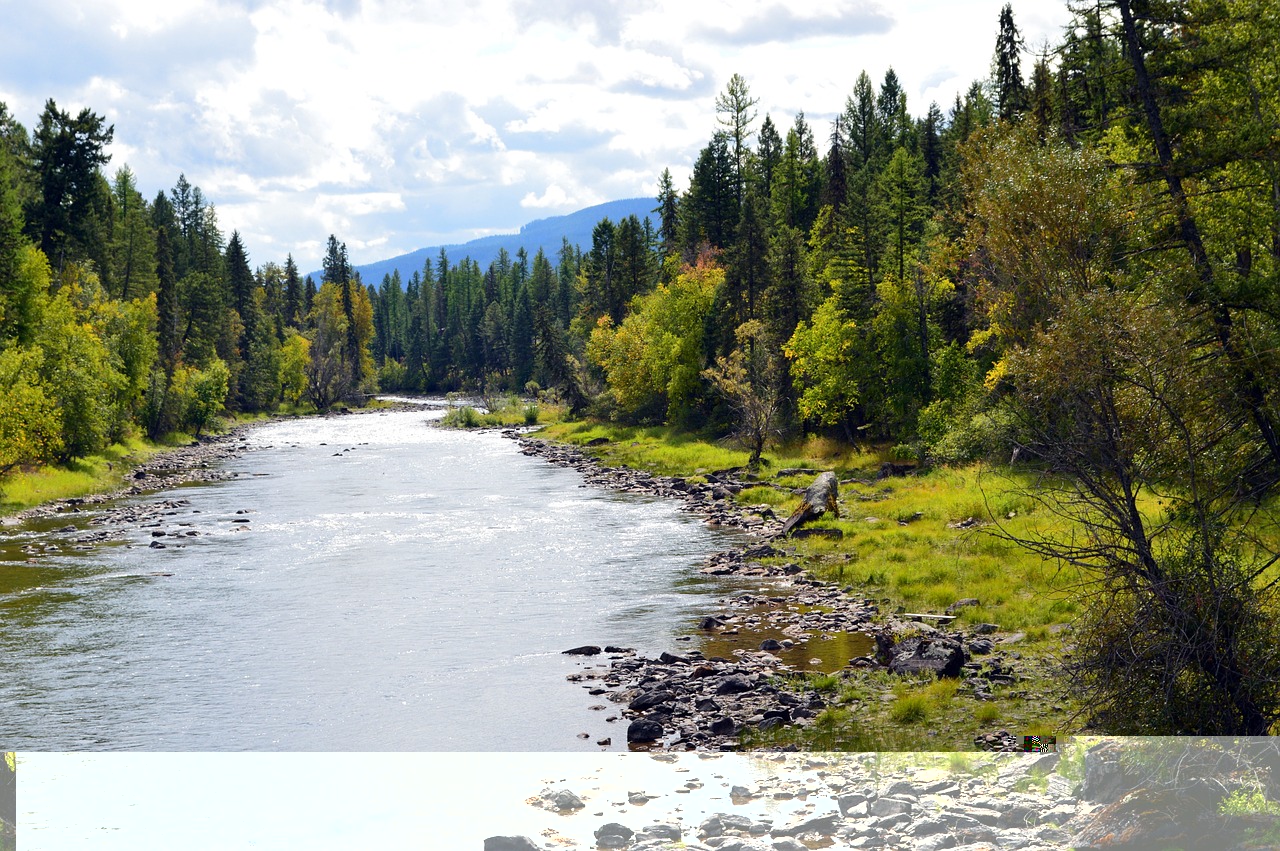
<box><xmin>781</xmin><ymin>471</ymin><xmax>839</xmax><ymax>536</ymax></box>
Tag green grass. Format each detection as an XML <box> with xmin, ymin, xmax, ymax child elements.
<box><xmin>0</xmin><ymin>436</ymin><xmax>163</xmax><ymax>514</ymax></box>
<box><xmin>441</xmin><ymin>397</ymin><xmax>565</xmax><ymax>429</ymax></box>
<box><xmin>534</xmin><ymin>419</ymin><xmax>1093</xmax><ymax>749</ymax></box>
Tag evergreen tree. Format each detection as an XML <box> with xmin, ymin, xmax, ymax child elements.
<box><xmin>715</xmin><ymin>72</ymin><xmax>759</xmax><ymax>203</ymax></box>
<box><xmin>993</xmin><ymin>3</ymin><xmax>1028</xmax><ymax>121</ymax></box>
<box><xmin>283</xmin><ymin>254</ymin><xmax>303</xmax><ymax>329</ymax></box>
<box><xmin>756</xmin><ymin>114</ymin><xmax>782</xmax><ymax>195</ymax></box>
<box><xmin>26</xmin><ymin>99</ymin><xmax>114</xmax><ymax>270</ymax></box>
<box><xmin>107</xmin><ymin>166</ymin><xmax>157</xmax><ymax>300</ymax></box>
<box><xmin>155</xmin><ymin>227</ymin><xmax>180</xmax><ymax>372</ymax></box>
<box><xmin>655</xmin><ymin>167</ymin><xmax>680</xmax><ymax>256</ymax></box>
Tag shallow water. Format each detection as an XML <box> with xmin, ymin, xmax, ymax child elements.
<box><xmin>18</xmin><ymin>751</ymin><xmax>848</xmax><ymax>850</ymax></box>
<box><xmin>0</xmin><ymin>406</ymin><xmax>739</xmax><ymax>750</ymax></box>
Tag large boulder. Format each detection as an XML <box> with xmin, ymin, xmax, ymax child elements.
<box><xmin>888</xmin><ymin>635</ymin><xmax>966</xmax><ymax>678</ymax></box>
<box><xmin>483</xmin><ymin>837</ymin><xmax>541</xmax><ymax>851</ymax></box>
<box><xmin>627</xmin><ymin>718</ymin><xmax>664</xmax><ymax>743</ymax></box>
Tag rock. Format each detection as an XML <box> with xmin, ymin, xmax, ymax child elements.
<box><xmin>1081</xmin><ymin>740</ymin><xmax>1143</xmax><ymax>803</ymax></box>
<box><xmin>773</xmin><ymin>813</ymin><xmax>841</xmax><ymax>837</ymax></box>
<box><xmin>868</xmin><ymin>796</ymin><xmax>913</xmax><ymax>817</ymax></box>
<box><xmin>771</xmin><ymin>840</ymin><xmax>807</xmax><ymax>851</ymax></box>
<box><xmin>562</xmin><ymin>645</ymin><xmax>602</xmax><ymax>655</ymax></box>
<box><xmin>946</xmin><ymin>597</ymin><xmax>980</xmax><ymax>613</ymax></box>
<box><xmin>759</xmin><ymin>639</ymin><xmax>783</xmax><ymax>651</ymax></box>
<box><xmin>837</xmin><ymin>793</ymin><xmax>868</xmax><ymax>816</ymax></box>
<box><xmin>628</xmin><ymin>690</ymin><xmax>675</xmax><ymax>711</ymax></box>
<box><xmin>546</xmin><ymin>788</ymin><xmax>584</xmax><ymax>811</ymax></box>
<box><xmin>888</xmin><ymin>636</ymin><xmax>966</xmax><ymax>678</ymax></box>
<box><xmin>595</xmin><ymin>822</ymin><xmax>635</xmax><ymax>841</ymax></box>
<box><xmin>876</xmin><ymin>461</ymin><xmax>915</xmax><ymax>479</ymax></box>
<box><xmin>781</xmin><ymin>471</ymin><xmax>839</xmax><ymax>536</ymax></box>
<box><xmin>627</xmin><ymin>719</ymin><xmax>663</xmax><ymax>743</ymax></box>
<box><xmin>638</xmin><ymin>824</ymin><xmax>681</xmax><ymax>840</ymax></box>
<box><xmin>1068</xmin><ymin>788</ymin><xmax>1214</xmax><ymax>850</ymax></box>
<box><xmin>483</xmin><ymin>837</ymin><xmax>541</xmax><ymax>851</ymax></box>
<box><xmin>709</xmin><ymin>717</ymin><xmax>736</xmax><ymax>736</ymax></box>
<box><xmin>714</xmin><ymin>675</ymin><xmax>755</xmax><ymax>695</ymax></box>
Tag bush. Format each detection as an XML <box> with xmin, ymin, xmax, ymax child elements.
<box><xmin>441</xmin><ymin>405</ymin><xmax>482</xmax><ymax>428</ymax></box>
<box><xmin>523</xmin><ymin>404</ymin><xmax>539</xmax><ymax>425</ymax></box>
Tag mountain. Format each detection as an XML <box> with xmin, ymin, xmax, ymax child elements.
<box><xmin>313</xmin><ymin>197</ymin><xmax>657</xmax><ymax>286</ymax></box>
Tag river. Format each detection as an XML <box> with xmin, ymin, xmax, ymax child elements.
<box><xmin>0</xmin><ymin>404</ymin><xmax>739</xmax><ymax>751</ymax></box>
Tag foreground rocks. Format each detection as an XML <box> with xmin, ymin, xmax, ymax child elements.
<box><xmin>486</xmin><ymin>745</ymin><xmax>1280</xmax><ymax>851</ymax></box>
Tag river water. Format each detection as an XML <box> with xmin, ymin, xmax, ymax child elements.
<box><xmin>19</xmin><ymin>751</ymin><xmax>854</xmax><ymax>850</ymax></box>
<box><xmin>0</xmin><ymin>405</ymin><xmax>739</xmax><ymax>751</ymax></box>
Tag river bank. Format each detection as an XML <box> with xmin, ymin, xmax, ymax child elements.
<box><xmin>509</xmin><ymin>427</ymin><xmax>1074</xmax><ymax>751</ymax></box>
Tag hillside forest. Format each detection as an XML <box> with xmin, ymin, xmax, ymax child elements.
<box><xmin>2</xmin><ymin>1</ymin><xmax>1280</xmax><ymax>732</ymax></box>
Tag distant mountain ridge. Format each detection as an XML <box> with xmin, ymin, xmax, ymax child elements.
<box><xmin>313</xmin><ymin>197</ymin><xmax>656</xmax><ymax>286</ymax></box>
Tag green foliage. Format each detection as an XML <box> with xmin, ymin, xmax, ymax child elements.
<box><xmin>784</xmin><ymin>296</ymin><xmax>861</xmax><ymax>426</ymax></box>
<box><xmin>174</xmin><ymin>358</ymin><xmax>229</xmax><ymax>437</ymax></box>
<box><xmin>1220</xmin><ymin>789</ymin><xmax>1280</xmax><ymax>818</ymax></box>
<box><xmin>587</xmin><ymin>256</ymin><xmax>722</xmax><ymax>424</ymax></box>
<box><xmin>279</xmin><ymin>330</ymin><xmax>311</xmax><ymax>406</ymax></box>
<box><xmin>0</xmin><ymin>346</ymin><xmax>62</xmax><ymax>472</ymax></box>
<box><xmin>36</xmin><ymin>279</ymin><xmax>126</xmax><ymax>460</ymax></box>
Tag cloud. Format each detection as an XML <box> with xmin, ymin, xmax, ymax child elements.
<box><xmin>691</xmin><ymin>1</ymin><xmax>893</xmax><ymax>45</ymax></box>
<box><xmin>521</xmin><ymin>184</ymin><xmax>571</xmax><ymax>208</ymax></box>
<box><xmin>509</xmin><ymin>0</ymin><xmax>634</xmax><ymax>43</ymax></box>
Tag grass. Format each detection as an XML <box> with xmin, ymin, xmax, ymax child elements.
<box><xmin>533</xmin><ymin>418</ymin><xmax>1090</xmax><ymax>749</ymax></box>
<box><xmin>0</xmin><ymin>435</ymin><xmax>165</xmax><ymax>514</ymax></box>
<box><xmin>439</xmin><ymin>396</ymin><xmax>564</xmax><ymax>429</ymax></box>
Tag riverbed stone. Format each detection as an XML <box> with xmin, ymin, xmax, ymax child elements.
<box><xmin>483</xmin><ymin>837</ymin><xmax>540</xmax><ymax>851</ymax></box>
<box><xmin>627</xmin><ymin>719</ymin><xmax>663</xmax><ymax>743</ymax></box>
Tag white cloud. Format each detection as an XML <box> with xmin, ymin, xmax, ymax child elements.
<box><xmin>520</xmin><ymin>184</ymin><xmax>571</xmax><ymax>209</ymax></box>
<box><xmin>2</xmin><ymin>0</ymin><xmax>1075</xmax><ymax>270</ymax></box>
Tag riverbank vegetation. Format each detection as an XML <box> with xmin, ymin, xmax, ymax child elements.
<box><xmin>3</xmin><ymin>1</ymin><xmax>1278</xmax><ymax>736</ymax></box>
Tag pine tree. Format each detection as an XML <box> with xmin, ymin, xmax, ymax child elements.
<box><xmin>993</xmin><ymin>3</ymin><xmax>1028</xmax><ymax>121</ymax></box>
<box><xmin>715</xmin><ymin>72</ymin><xmax>759</xmax><ymax>203</ymax></box>
<box><xmin>655</xmin><ymin>167</ymin><xmax>680</xmax><ymax>256</ymax></box>
<box><xmin>155</xmin><ymin>227</ymin><xmax>180</xmax><ymax>372</ymax></box>
<box><xmin>283</xmin><ymin>254</ymin><xmax>302</xmax><ymax>329</ymax></box>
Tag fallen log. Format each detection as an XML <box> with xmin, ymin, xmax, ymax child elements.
<box><xmin>781</xmin><ymin>471</ymin><xmax>839</xmax><ymax>536</ymax></box>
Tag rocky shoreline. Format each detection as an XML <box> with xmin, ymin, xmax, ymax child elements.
<box><xmin>508</xmin><ymin>433</ymin><xmax>1039</xmax><ymax>752</ymax></box>
<box><xmin>486</xmin><ymin>742</ymin><xmax>1278</xmax><ymax>851</ymax></box>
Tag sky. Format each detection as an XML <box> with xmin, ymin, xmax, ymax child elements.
<box><xmin>1</xmin><ymin>0</ymin><xmax>1075</xmax><ymax>272</ymax></box>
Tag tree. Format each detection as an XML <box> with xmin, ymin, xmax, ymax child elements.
<box><xmin>0</xmin><ymin>347</ymin><xmax>62</xmax><ymax>474</ymax></box>
<box><xmin>703</xmin><ymin>319</ymin><xmax>781</xmax><ymax>470</ymax></box>
<box><xmin>681</xmin><ymin>133</ymin><xmax>737</xmax><ymax>252</ymax></box>
<box><xmin>992</xmin><ymin>3</ymin><xmax>1027</xmax><ymax>121</ymax></box>
<box><xmin>26</xmin><ymin>100</ymin><xmax>114</xmax><ymax>270</ymax></box>
<box><xmin>587</xmin><ymin>254</ymin><xmax>723</xmax><ymax>424</ymax></box>
<box><xmin>715</xmin><ymin>72</ymin><xmax>759</xmax><ymax>202</ymax></box>
<box><xmin>784</xmin><ymin>296</ymin><xmax>862</xmax><ymax>435</ymax></box>
<box><xmin>654</xmin><ymin>168</ymin><xmax>680</xmax><ymax>256</ymax></box>
<box><xmin>283</xmin><ymin>254</ymin><xmax>303</xmax><ymax>329</ymax></box>
<box><xmin>106</xmin><ymin>166</ymin><xmax>157</xmax><ymax>299</ymax></box>
<box><xmin>967</xmin><ymin>124</ymin><xmax>1280</xmax><ymax>735</ymax></box>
